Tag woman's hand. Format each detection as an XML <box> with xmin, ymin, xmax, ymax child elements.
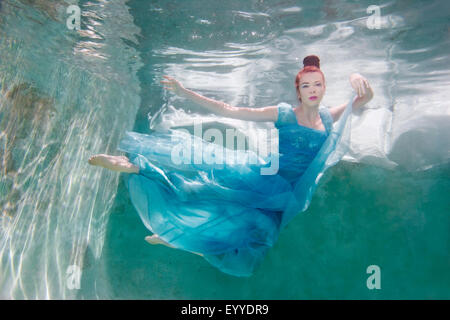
<box><xmin>350</xmin><ymin>73</ymin><xmax>372</xmax><ymax>98</ymax></box>
<box><xmin>160</xmin><ymin>75</ymin><xmax>185</xmax><ymax>96</ymax></box>
<box><xmin>349</xmin><ymin>73</ymin><xmax>374</xmax><ymax>109</ymax></box>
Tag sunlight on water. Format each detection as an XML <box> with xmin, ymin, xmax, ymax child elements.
<box><xmin>0</xmin><ymin>0</ymin><xmax>142</xmax><ymax>298</ymax></box>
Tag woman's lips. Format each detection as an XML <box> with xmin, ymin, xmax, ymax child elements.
<box><xmin>309</xmin><ymin>96</ymin><xmax>318</xmax><ymax>100</ymax></box>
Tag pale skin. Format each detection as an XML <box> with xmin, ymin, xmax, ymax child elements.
<box><xmin>160</xmin><ymin>72</ymin><xmax>374</xmax><ymax>127</ymax></box>
<box><xmin>88</xmin><ymin>71</ymin><xmax>373</xmax><ymax>254</ymax></box>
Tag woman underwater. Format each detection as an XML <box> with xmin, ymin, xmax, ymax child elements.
<box><xmin>88</xmin><ymin>55</ymin><xmax>374</xmax><ymax>277</ymax></box>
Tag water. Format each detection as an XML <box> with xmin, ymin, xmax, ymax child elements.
<box><xmin>0</xmin><ymin>0</ymin><xmax>449</xmax><ymax>299</ymax></box>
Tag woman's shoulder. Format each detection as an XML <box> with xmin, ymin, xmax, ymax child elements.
<box><xmin>318</xmin><ymin>105</ymin><xmax>334</xmax><ymax>132</ymax></box>
<box><xmin>318</xmin><ymin>105</ymin><xmax>332</xmax><ymax>118</ymax></box>
<box><xmin>277</xmin><ymin>102</ymin><xmax>293</xmax><ymax>108</ymax></box>
<box><xmin>275</xmin><ymin>102</ymin><xmax>295</xmax><ymax>126</ymax></box>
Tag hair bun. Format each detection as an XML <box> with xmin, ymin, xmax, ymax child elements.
<box><xmin>303</xmin><ymin>55</ymin><xmax>320</xmax><ymax>68</ymax></box>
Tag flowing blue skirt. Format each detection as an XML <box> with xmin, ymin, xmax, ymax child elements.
<box><xmin>117</xmin><ymin>97</ymin><xmax>354</xmax><ymax>277</ymax></box>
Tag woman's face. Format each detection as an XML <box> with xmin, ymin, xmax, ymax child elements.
<box><xmin>298</xmin><ymin>72</ymin><xmax>325</xmax><ymax>106</ymax></box>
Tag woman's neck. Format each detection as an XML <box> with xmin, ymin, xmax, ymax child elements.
<box><xmin>294</xmin><ymin>103</ymin><xmax>320</xmax><ymax>126</ymax></box>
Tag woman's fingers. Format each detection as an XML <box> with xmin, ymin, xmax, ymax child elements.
<box><xmin>355</xmin><ymin>78</ymin><xmax>366</xmax><ymax>97</ymax></box>
<box><xmin>161</xmin><ymin>76</ymin><xmax>184</xmax><ymax>95</ymax></box>
<box><xmin>161</xmin><ymin>77</ymin><xmax>176</xmax><ymax>91</ymax></box>
<box><xmin>161</xmin><ymin>76</ymin><xmax>179</xmax><ymax>85</ymax></box>
<box><xmin>355</xmin><ymin>81</ymin><xmax>362</xmax><ymax>97</ymax></box>
<box><xmin>351</xmin><ymin>75</ymin><xmax>371</xmax><ymax>97</ymax></box>
<box><xmin>360</xmin><ymin>80</ymin><xmax>366</xmax><ymax>96</ymax></box>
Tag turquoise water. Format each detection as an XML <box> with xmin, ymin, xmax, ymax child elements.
<box><xmin>0</xmin><ymin>0</ymin><xmax>449</xmax><ymax>299</ymax></box>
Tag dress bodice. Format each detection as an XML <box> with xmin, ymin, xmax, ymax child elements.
<box><xmin>274</xmin><ymin>102</ymin><xmax>334</xmax><ymax>184</ymax></box>
<box><xmin>275</xmin><ymin>102</ymin><xmax>333</xmax><ymax>133</ymax></box>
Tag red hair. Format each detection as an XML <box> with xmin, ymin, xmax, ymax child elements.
<box><xmin>295</xmin><ymin>55</ymin><xmax>325</xmax><ymax>102</ymax></box>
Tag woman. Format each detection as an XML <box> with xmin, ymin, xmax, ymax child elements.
<box><xmin>89</xmin><ymin>55</ymin><xmax>373</xmax><ymax>276</ymax></box>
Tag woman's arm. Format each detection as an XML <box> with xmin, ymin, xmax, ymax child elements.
<box><xmin>161</xmin><ymin>75</ymin><xmax>278</xmax><ymax>122</ymax></box>
<box><xmin>329</xmin><ymin>73</ymin><xmax>374</xmax><ymax>122</ymax></box>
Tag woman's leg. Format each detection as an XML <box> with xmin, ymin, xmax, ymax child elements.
<box><xmin>90</xmin><ymin>155</ymin><xmax>204</xmax><ymax>257</ymax></box>
<box><xmin>88</xmin><ymin>154</ymin><xmax>139</xmax><ymax>174</ymax></box>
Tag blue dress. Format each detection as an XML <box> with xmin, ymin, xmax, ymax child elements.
<box><xmin>117</xmin><ymin>96</ymin><xmax>355</xmax><ymax>277</ymax></box>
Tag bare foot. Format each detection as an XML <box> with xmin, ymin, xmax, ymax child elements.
<box><xmin>145</xmin><ymin>235</ymin><xmax>203</xmax><ymax>257</ymax></box>
<box><xmin>145</xmin><ymin>235</ymin><xmax>175</xmax><ymax>247</ymax></box>
<box><xmin>145</xmin><ymin>234</ymin><xmax>163</xmax><ymax>245</ymax></box>
<box><xmin>88</xmin><ymin>154</ymin><xmax>139</xmax><ymax>173</ymax></box>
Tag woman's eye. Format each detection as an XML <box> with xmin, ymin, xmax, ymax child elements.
<box><xmin>302</xmin><ymin>85</ymin><xmax>308</xmax><ymax>88</ymax></box>
<box><xmin>316</xmin><ymin>83</ymin><xmax>322</xmax><ymax>87</ymax></box>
